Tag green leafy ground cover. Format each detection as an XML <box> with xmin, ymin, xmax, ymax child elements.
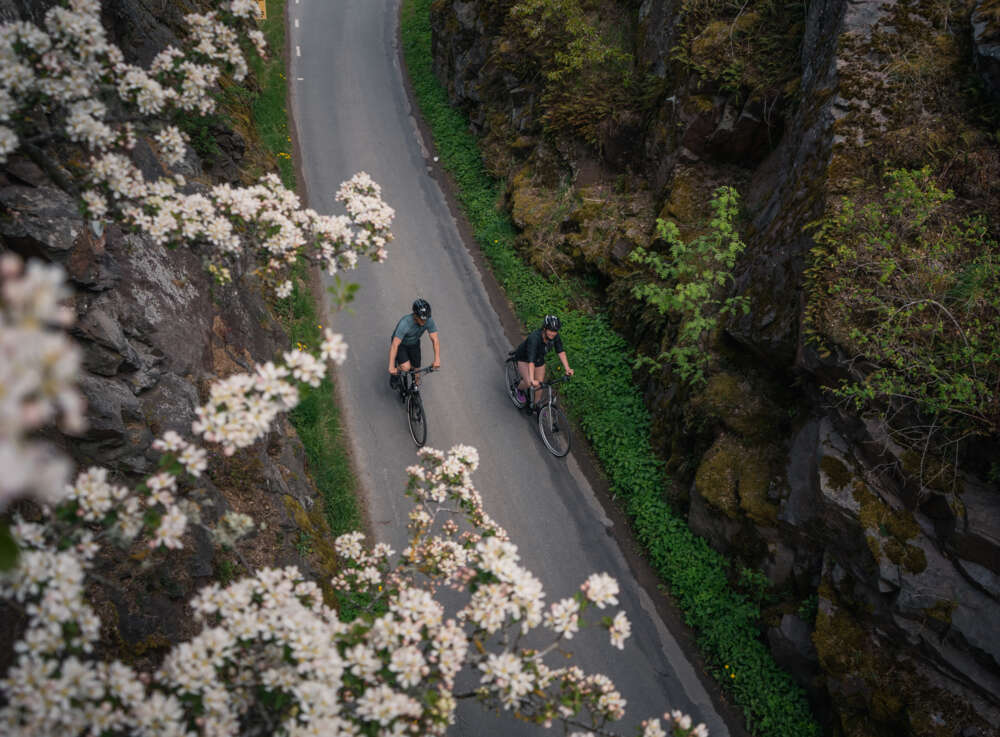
<box><xmin>400</xmin><ymin>1</ymin><xmax>818</xmax><ymax>735</ymax></box>
<box><xmin>251</xmin><ymin>0</ymin><xmax>361</xmax><ymax>538</ymax></box>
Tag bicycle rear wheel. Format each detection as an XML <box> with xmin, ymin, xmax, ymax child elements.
<box><xmin>407</xmin><ymin>393</ymin><xmax>427</xmax><ymax>446</ymax></box>
<box><xmin>538</xmin><ymin>404</ymin><xmax>571</xmax><ymax>457</ymax></box>
<box><xmin>504</xmin><ymin>358</ymin><xmax>525</xmax><ymax>408</ymax></box>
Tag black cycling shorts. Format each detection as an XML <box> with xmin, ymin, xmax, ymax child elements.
<box><xmin>395</xmin><ymin>342</ymin><xmax>421</xmax><ymax>368</ymax></box>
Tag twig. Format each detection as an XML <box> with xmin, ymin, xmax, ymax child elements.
<box><xmin>22</xmin><ymin>142</ymin><xmax>78</xmax><ymax>195</ymax></box>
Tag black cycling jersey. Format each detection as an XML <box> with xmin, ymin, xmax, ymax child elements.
<box><xmin>513</xmin><ymin>329</ymin><xmax>564</xmax><ymax>367</ymax></box>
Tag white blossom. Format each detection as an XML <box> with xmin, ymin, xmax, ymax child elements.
<box><xmin>154</xmin><ymin>125</ymin><xmax>187</xmax><ymax>165</ymax></box>
<box><xmin>320</xmin><ymin>329</ymin><xmax>348</xmax><ymax>365</ymax></box>
<box><xmin>609</xmin><ymin>610</ymin><xmax>631</xmax><ymax>650</ymax></box>
<box><xmin>582</xmin><ymin>572</ymin><xmax>620</xmax><ymax>609</ymax></box>
<box><xmin>545</xmin><ymin>597</ymin><xmax>581</xmax><ymax>639</ymax></box>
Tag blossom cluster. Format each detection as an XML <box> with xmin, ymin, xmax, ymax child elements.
<box><xmin>573</xmin><ymin>711</ymin><xmax>709</xmax><ymax>737</ymax></box>
<box><xmin>0</xmin><ymin>0</ymin><xmax>395</xmax><ymax>297</ymax></box>
<box><xmin>329</xmin><ymin>445</ymin><xmax>664</xmax><ymax>732</ymax></box>
<box><xmin>0</xmin><ymin>255</ymin><xmax>83</xmax><ymax>509</ymax></box>
<box><xmin>191</xmin><ymin>332</ymin><xmax>348</xmax><ymax>455</ymax></box>
<box><xmin>0</xmin><ymin>429</ymin><xmax>710</xmax><ymax>737</ymax></box>
<box><xmin>0</xmin><ymin>0</ymin><xmax>247</xmax><ymax>151</ymax></box>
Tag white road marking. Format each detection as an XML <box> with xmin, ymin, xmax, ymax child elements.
<box><xmin>296</xmin><ymin>45</ymin><xmax>301</xmax><ymax>57</ymax></box>
<box><xmin>294</xmin><ymin>18</ymin><xmax>299</xmax><ymax>27</ymax></box>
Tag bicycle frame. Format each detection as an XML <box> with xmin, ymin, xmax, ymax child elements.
<box><xmin>530</xmin><ymin>374</ymin><xmax>569</xmax><ymax>412</ymax></box>
<box><xmin>396</xmin><ymin>365</ymin><xmax>435</xmax><ymax>399</ymax></box>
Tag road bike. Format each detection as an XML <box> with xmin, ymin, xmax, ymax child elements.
<box><xmin>390</xmin><ymin>366</ymin><xmax>435</xmax><ymax>446</ymax></box>
<box><xmin>504</xmin><ymin>353</ymin><xmax>572</xmax><ymax>457</ymax></box>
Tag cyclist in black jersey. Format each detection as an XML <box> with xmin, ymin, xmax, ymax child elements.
<box><xmin>512</xmin><ymin>314</ymin><xmax>573</xmax><ymax>410</ymax></box>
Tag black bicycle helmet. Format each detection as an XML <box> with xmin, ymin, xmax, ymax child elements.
<box><xmin>412</xmin><ymin>298</ymin><xmax>432</xmax><ymax>319</ymax></box>
<box><xmin>542</xmin><ymin>314</ymin><xmax>561</xmax><ymax>331</ymax></box>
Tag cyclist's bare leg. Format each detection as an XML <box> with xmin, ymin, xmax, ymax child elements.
<box><xmin>516</xmin><ymin>361</ymin><xmax>532</xmax><ymax>401</ymax></box>
<box><xmin>517</xmin><ymin>361</ymin><xmax>545</xmax><ymax>407</ymax></box>
<box><xmin>396</xmin><ymin>359</ymin><xmax>412</xmax><ymax>388</ymax></box>
<box><xmin>533</xmin><ymin>364</ymin><xmax>546</xmax><ymax>406</ymax></box>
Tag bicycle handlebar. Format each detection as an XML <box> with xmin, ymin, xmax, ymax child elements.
<box><xmin>403</xmin><ymin>366</ymin><xmax>437</xmax><ymax>376</ymax></box>
<box><xmin>538</xmin><ymin>374</ymin><xmax>570</xmax><ymax>387</ymax></box>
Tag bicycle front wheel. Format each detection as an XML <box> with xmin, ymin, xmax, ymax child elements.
<box><xmin>504</xmin><ymin>358</ymin><xmax>525</xmax><ymax>408</ymax></box>
<box><xmin>538</xmin><ymin>404</ymin><xmax>571</xmax><ymax>457</ymax></box>
<box><xmin>407</xmin><ymin>393</ymin><xmax>427</xmax><ymax>446</ymax></box>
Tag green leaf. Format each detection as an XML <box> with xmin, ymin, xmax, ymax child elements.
<box><xmin>0</xmin><ymin>520</ymin><xmax>19</xmax><ymax>571</ymax></box>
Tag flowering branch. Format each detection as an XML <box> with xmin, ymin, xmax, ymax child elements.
<box><xmin>1</xmin><ymin>0</ymin><xmax>394</xmax><ymax>298</ymax></box>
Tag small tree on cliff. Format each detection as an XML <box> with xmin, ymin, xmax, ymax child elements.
<box><xmin>629</xmin><ymin>186</ymin><xmax>749</xmax><ymax>386</ymax></box>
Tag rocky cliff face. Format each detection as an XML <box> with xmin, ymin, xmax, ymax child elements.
<box><xmin>430</xmin><ymin>0</ymin><xmax>1000</xmax><ymax>734</ymax></box>
<box><xmin>1</xmin><ymin>0</ymin><xmax>330</xmax><ymax>666</ymax></box>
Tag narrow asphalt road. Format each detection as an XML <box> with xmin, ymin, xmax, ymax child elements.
<box><xmin>287</xmin><ymin>1</ymin><xmax>729</xmax><ymax>735</ymax></box>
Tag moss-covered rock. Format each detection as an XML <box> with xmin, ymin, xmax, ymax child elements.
<box><xmin>282</xmin><ymin>494</ymin><xmax>344</xmax><ymax>606</ymax></box>
<box><xmin>660</xmin><ymin>165</ymin><xmax>705</xmax><ymax>226</ymax></box>
<box><xmin>509</xmin><ymin>169</ymin><xmax>560</xmax><ymax>229</ymax></box>
<box><xmin>819</xmin><ymin>455</ymin><xmax>851</xmax><ymax>491</ymax></box>
<box><xmin>853</xmin><ymin>483</ymin><xmax>928</xmax><ymax>573</ymax></box>
<box><xmin>737</xmin><ymin>448</ymin><xmax>777</xmax><ymax>524</ymax></box>
<box><xmin>688</xmin><ymin>371</ymin><xmax>785</xmax><ymax>443</ymax></box>
<box><xmin>814</xmin><ymin>573</ymin><xmax>992</xmax><ymax>737</ymax></box>
<box><xmin>694</xmin><ymin>433</ymin><xmax>778</xmax><ymax>524</ymax></box>
<box><xmin>695</xmin><ymin>434</ymin><xmax>742</xmax><ymax>518</ymax></box>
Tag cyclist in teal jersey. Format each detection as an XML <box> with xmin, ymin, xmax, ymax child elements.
<box><xmin>388</xmin><ymin>298</ymin><xmax>441</xmax><ymax>388</ymax></box>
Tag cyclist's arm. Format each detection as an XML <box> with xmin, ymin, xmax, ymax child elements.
<box><xmin>558</xmin><ymin>351</ymin><xmax>573</xmax><ymax>376</ymax></box>
<box><xmin>428</xmin><ymin>331</ymin><xmax>441</xmax><ymax>368</ymax></box>
<box><xmin>388</xmin><ymin>336</ymin><xmax>402</xmax><ymax>373</ymax></box>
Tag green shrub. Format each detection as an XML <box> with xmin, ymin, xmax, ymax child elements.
<box><xmin>508</xmin><ymin>0</ymin><xmax>636</xmax><ymax>146</ymax></box>
<box><xmin>671</xmin><ymin>0</ymin><xmax>804</xmax><ymax>105</ymax></box>
<box><xmin>630</xmin><ymin>186</ymin><xmax>749</xmax><ymax>385</ymax></box>
<box><xmin>175</xmin><ymin>111</ymin><xmax>224</xmax><ymax>157</ymax></box>
<box><xmin>806</xmin><ymin>167</ymin><xmax>1000</xmax><ymax>453</ymax></box>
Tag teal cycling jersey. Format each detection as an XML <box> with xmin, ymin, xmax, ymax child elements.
<box><xmin>392</xmin><ymin>314</ymin><xmax>438</xmax><ymax>345</ymax></box>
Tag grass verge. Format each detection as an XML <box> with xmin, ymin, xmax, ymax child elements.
<box><xmin>251</xmin><ymin>0</ymin><xmax>295</xmax><ymax>188</ymax></box>
<box><xmin>400</xmin><ymin>1</ymin><xmax>819</xmax><ymax>735</ymax></box>
<box><xmin>250</xmin><ymin>0</ymin><xmax>361</xmax><ymax>538</ymax></box>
